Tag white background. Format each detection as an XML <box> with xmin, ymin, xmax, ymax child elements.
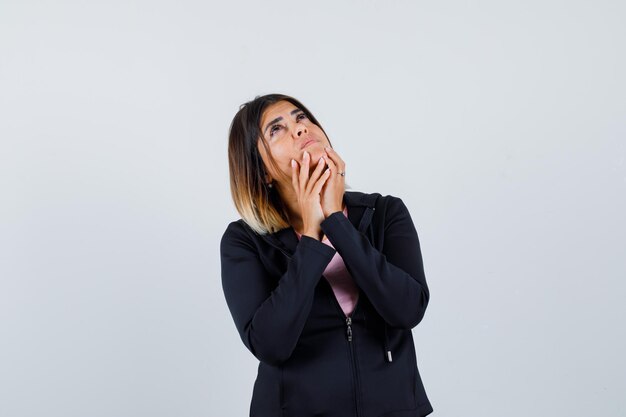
<box><xmin>1</xmin><ymin>1</ymin><xmax>624</xmax><ymax>416</ymax></box>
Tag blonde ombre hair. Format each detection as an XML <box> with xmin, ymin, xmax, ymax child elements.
<box><xmin>227</xmin><ymin>94</ymin><xmax>341</xmax><ymax>235</ymax></box>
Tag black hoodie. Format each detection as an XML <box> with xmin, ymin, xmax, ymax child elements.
<box><xmin>220</xmin><ymin>190</ymin><xmax>434</xmax><ymax>417</ymax></box>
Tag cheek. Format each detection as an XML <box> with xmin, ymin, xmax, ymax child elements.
<box><xmin>267</xmin><ymin>147</ymin><xmax>297</xmax><ymax>175</ymax></box>
<box><xmin>312</xmin><ymin>126</ymin><xmax>329</xmax><ymax>144</ymax></box>
<box><xmin>268</xmin><ymin>146</ymin><xmax>295</xmax><ymax>170</ymax></box>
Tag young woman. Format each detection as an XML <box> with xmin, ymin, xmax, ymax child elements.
<box><xmin>220</xmin><ymin>93</ymin><xmax>434</xmax><ymax>417</ymax></box>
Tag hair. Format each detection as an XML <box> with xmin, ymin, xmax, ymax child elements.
<box><xmin>227</xmin><ymin>93</ymin><xmax>348</xmax><ymax>235</ymax></box>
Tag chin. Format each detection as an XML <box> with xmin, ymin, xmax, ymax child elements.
<box><xmin>302</xmin><ymin>143</ymin><xmax>325</xmax><ymax>161</ymax></box>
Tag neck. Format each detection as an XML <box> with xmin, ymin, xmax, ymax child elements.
<box><xmin>275</xmin><ymin>184</ymin><xmax>302</xmax><ymax>231</ymax></box>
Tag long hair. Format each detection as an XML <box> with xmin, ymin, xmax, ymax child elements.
<box><xmin>227</xmin><ymin>93</ymin><xmax>343</xmax><ymax>235</ymax></box>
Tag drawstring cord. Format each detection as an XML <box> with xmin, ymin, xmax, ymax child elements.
<box><xmin>357</xmin><ymin>203</ymin><xmax>392</xmax><ymax>363</ymax></box>
<box><xmin>384</xmin><ymin>323</ymin><xmax>393</xmax><ymax>362</ymax></box>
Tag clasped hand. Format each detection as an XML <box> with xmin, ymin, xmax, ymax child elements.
<box><xmin>290</xmin><ymin>146</ymin><xmax>346</xmax><ymax>238</ymax></box>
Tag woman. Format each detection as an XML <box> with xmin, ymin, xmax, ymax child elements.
<box><xmin>220</xmin><ymin>93</ymin><xmax>434</xmax><ymax>417</ymax></box>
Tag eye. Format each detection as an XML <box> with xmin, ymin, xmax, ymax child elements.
<box><xmin>269</xmin><ymin>124</ymin><xmax>282</xmax><ymax>138</ymax></box>
<box><xmin>296</xmin><ymin>112</ymin><xmax>307</xmax><ymax>121</ymax></box>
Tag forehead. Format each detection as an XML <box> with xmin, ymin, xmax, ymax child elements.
<box><xmin>260</xmin><ymin>100</ymin><xmax>299</xmax><ymax>125</ymax></box>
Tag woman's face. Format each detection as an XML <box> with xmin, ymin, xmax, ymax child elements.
<box><xmin>258</xmin><ymin>100</ymin><xmax>331</xmax><ymax>184</ymax></box>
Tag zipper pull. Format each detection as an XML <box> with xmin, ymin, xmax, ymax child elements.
<box><xmin>346</xmin><ymin>317</ymin><xmax>352</xmax><ymax>342</ymax></box>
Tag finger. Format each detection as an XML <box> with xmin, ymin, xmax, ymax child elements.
<box><xmin>306</xmin><ymin>156</ymin><xmax>327</xmax><ymax>195</ymax></box>
<box><xmin>324</xmin><ymin>146</ymin><xmax>346</xmax><ymax>170</ymax></box>
<box><xmin>324</xmin><ymin>153</ymin><xmax>344</xmax><ymax>183</ymax></box>
<box><xmin>291</xmin><ymin>159</ymin><xmax>300</xmax><ymax>196</ymax></box>
<box><xmin>299</xmin><ymin>150</ymin><xmax>310</xmax><ymax>192</ymax></box>
<box><xmin>323</xmin><ymin>152</ymin><xmax>337</xmax><ymax>175</ymax></box>
<box><xmin>313</xmin><ymin>168</ymin><xmax>331</xmax><ymax>195</ymax></box>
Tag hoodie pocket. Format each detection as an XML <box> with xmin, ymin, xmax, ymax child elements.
<box><xmin>281</xmin><ymin>341</ymin><xmax>354</xmax><ymax>417</ymax></box>
<box><xmin>359</xmin><ymin>328</ymin><xmax>417</xmax><ymax>416</ymax></box>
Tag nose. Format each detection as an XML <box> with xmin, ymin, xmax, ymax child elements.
<box><xmin>294</xmin><ymin>121</ymin><xmax>307</xmax><ymax>137</ymax></box>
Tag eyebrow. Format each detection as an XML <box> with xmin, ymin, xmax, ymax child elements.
<box><xmin>263</xmin><ymin>108</ymin><xmax>304</xmax><ymax>135</ymax></box>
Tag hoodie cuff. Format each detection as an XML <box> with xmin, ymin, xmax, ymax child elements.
<box><xmin>298</xmin><ymin>234</ymin><xmax>337</xmax><ymax>258</ymax></box>
<box><xmin>320</xmin><ymin>210</ymin><xmax>353</xmax><ymax>237</ymax></box>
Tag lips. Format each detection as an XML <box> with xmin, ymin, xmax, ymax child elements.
<box><xmin>300</xmin><ymin>139</ymin><xmax>316</xmax><ymax>149</ymax></box>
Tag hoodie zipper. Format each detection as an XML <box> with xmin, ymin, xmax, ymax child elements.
<box><xmin>346</xmin><ymin>316</ymin><xmax>353</xmax><ymax>341</ymax></box>
<box><xmin>267</xmin><ymin>247</ymin><xmax>364</xmax><ymax>416</ymax></box>
<box><xmin>325</xmin><ymin>280</ymin><xmax>362</xmax><ymax>417</ymax></box>
<box><xmin>345</xmin><ymin>312</ymin><xmax>362</xmax><ymax>417</ymax></box>
<box><xmin>258</xmin><ymin>203</ymin><xmax>378</xmax><ymax>417</ymax></box>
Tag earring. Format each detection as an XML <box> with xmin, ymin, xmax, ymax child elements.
<box><xmin>267</xmin><ymin>181</ymin><xmax>273</xmax><ymax>188</ymax></box>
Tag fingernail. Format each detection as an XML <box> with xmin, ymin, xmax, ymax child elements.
<box><xmin>319</xmin><ymin>156</ymin><xmax>324</xmax><ymax>164</ymax></box>
<box><xmin>291</xmin><ymin>159</ymin><xmax>296</xmax><ymax>167</ymax></box>
<box><xmin>304</xmin><ymin>151</ymin><xmax>309</xmax><ymax>159</ymax></box>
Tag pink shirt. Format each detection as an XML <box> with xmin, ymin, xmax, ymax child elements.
<box><xmin>294</xmin><ymin>206</ymin><xmax>359</xmax><ymax>317</ymax></box>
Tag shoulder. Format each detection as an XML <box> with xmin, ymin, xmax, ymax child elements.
<box><xmin>345</xmin><ymin>190</ymin><xmax>412</xmax><ymax>230</ymax></box>
<box><xmin>345</xmin><ymin>189</ymin><xmax>406</xmax><ymax>212</ymax></box>
<box><xmin>377</xmin><ymin>193</ymin><xmax>406</xmax><ymax>211</ymax></box>
<box><xmin>220</xmin><ymin>219</ymin><xmax>261</xmax><ymax>253</ymax></box>
<box><xmin>221</xmin><ymin>219</ymin><xmax>245</xmax><ymax>239</ymax></box>
<box><xmin>358</xmin><ymin>192</ymin><xmax>414</xmax><ymax>231</ymax></box>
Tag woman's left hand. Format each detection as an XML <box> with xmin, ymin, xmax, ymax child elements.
<box><xmin>320</xmin><ymin>146</ymin><xmax>346</xmax><ymax>218</ymax></box>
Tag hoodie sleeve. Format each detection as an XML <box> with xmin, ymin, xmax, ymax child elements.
<box><xmin>320</xmin><ymin>196</ymin><xmax>430</xmax><ymax>329</ymax></box>
<box><xmin>220</xmin><ymin>222</ymin><xmax>337</xmax><ymax>366</ymax></box>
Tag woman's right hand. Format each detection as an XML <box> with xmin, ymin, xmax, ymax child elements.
<box><xmin>291</xmin><ymin>151</ymin><xmax>330</xmax><ymax>240</ymax></box>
